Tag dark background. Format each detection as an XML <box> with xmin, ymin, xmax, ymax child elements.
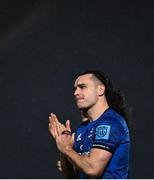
<box><xmin>0</xmin><ymin>0</ymin><xmax>154</xmax><ymax>178</ymax></box>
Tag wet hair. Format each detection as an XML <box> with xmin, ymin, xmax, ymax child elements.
<box><xmin>78</xmin><ymin>70</ymin><xmax>132</xmax><ymax>127</ymax></box>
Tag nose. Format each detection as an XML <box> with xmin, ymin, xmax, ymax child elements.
<box><xmin>74</xmin><ymin>87</ymin><xmax>79</xmax><ymax>97</ymax></box>
<box><xmin>74</xmin><ymin>89</ymin><xmax>77</xmax><ymax>96</ymax></box>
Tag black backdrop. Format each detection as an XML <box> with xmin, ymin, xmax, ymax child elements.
<box><xmin>0</xmin><ymin>0</ymin><xmax>154</xmax><ymax>178</ymax></box>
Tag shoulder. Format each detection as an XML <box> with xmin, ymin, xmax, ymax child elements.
<box><xmin>94</xmin><ymin>109</ymin><xmax>129</xmax><ymax>142</ymax></box>
<box><xmin>97</xmin><ymin>108</ymin><xmax>129</xmax><ymax>132</ymax></box>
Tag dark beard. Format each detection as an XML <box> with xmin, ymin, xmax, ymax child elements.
<box><xmin>80</xmin><ymin>108</ymin><xmax>89</xmax><ymax>118</ymax></box>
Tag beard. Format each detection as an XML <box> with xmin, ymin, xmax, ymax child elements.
<box><xmin>75</xmin><ymin>97</ymin><xmax>96</xmax><ymax>112</ymax></box>
<box><xmin>76</xmin><ymin>101</ymin><xmax>92</xmax><ymax>112</ymax></box>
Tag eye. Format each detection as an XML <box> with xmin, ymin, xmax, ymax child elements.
<box><xmin>80</xmin><ymin>85</ymin><xmax>86</xmax><ymax>89</ymax></box>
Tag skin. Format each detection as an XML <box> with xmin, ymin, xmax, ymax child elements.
<box><xmin>49</xmin><ymin>74</ymin><xmax>112</xmax><ymax>178</ymax></box>
<box><xmin>49</xmin><ymin>113</ymin><xmax>76</xmax><ymax>177</ymax></box>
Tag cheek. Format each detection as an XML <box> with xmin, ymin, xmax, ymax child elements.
<box><xmin>85</xmin><ymin>90</ymin><xmax>98</xmax><ymax>101</ymax></box>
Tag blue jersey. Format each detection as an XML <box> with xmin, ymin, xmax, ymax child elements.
<box><xmin>73</xmin><ymin>108</ymin><xmax>130</xmax><ymax>179</ymax></box>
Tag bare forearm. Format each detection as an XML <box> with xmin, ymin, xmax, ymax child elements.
<box><xmin>60</xmin><ymin>153</ymin><xmax>76</xmax><ymax>178</ymax></box>
<box><xmin>64</xmin><ymin>149</ymin><xmax>96</xmax><ymax>177</ymax></box>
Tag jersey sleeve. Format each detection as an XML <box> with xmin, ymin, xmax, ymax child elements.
<box><xmin>92</xmin><ymin>118</ymin><xmax>124</xmax><ymax>153</ymax></box>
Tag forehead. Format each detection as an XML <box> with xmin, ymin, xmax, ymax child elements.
<box><xmin>74</xmin><ymin>74</ymin><xmax>93</xmax><ymax>86</ymax></box>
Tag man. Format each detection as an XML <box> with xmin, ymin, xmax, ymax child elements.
<box><xmin>49</xmin><ymin>70</ymin><xmax>131</xmax><ymax>178</ymax></box>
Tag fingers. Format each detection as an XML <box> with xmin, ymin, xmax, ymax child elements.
<box><xmin>49</xmin><ymin>120</ymin><xmax>58</xmax><ymax>139</ymax></box>
<box><xmin>57</xmin><ymin>160</ymin><xmax>62</xmax><ymax>172</ymax></box>
<box><xmin>56</xmin><ymin>122</ymin><xmax>65</xmax><ymax>136</ymax></box>
<box><xmin>65</xmin><ymin>120</ymin><xmax>71</xmax><ymax>132</ymax></box>
<box><xmin>49</xmin><ymin>113</ymin><xmax>72</xmax><ymax>141</ymax></box>
<box><xmin>49</xmin><ymin>113</ymin><xmax>60</xmax><ymax>139</ymax></box>
<box><xmin>49</xmin><ymin>113</ymin><xmax>66</xmax><ymax>138</ymax></box>
<box><xmin>72</xmin><ymin>132</ymin><xmax>75</xmax><ymax>143</ymax></box>
<box><xmin>49</xmin><ymin>113</ymin><xmax>59</xmax><ymax>124</ymax></box>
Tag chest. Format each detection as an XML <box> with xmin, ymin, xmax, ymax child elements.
<box><xmin>74</xmin><ymin>125</ymin><xmax>96</xmax><ymax>154</ymax></box>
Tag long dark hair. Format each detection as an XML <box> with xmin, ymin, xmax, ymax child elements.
<box><xmin>78</xmin><ymin>70</ymin><xmax>131</xmax><ymax>127</ymax></box>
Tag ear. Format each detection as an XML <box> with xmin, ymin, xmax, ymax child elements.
<box><xmin>97</xmin><ymin>85</ymin><xmax>105</xmax><ymax>96</ymax></box>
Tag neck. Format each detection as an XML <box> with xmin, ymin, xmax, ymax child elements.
<box><xmin>87</xmin><ymin>99</ymin><xmax>109</xmax><ymax>121</ymax></box>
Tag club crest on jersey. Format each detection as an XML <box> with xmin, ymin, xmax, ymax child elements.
<box><xmin>95</xmin><ymin>125</ymin><xmax>111</xmax><ymax>140</ymax></box>
<box><xmin>76</xmin><ymin>133</ymin><xmax>82</xmax><ymax>141</ymax></box>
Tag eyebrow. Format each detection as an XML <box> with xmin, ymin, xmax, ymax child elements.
<box><xmin>74</xmin><ymin>83</ymin><xmax>87</xmax><ymax>90</ymax></box>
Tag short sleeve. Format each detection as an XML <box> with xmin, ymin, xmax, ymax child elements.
<box><xmin>92</xmin><ymin>118</ymin><xmax>124</xmax><ymax>153</ymax></box>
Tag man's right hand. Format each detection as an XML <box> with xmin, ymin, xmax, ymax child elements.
<box><xmin>48</xmin><ymin>113</ymin><xmax>71</xmax><ymax>140</ymax></box>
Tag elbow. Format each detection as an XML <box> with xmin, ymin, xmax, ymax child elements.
<box><xmin>85</xmin><ymin>168</ymin><xmax>103</xmax><ymax>178</ymax></box>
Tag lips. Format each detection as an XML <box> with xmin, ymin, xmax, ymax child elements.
<box><xmin>76</xmin><ymin>97</ymin><xmax>84</xmax><ymax>102</ymax></box>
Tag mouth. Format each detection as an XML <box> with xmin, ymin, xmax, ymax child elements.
<box><xmin>76</xmin><ymin>98</ymin><xmax>84</xmax><ymax>102</ymax></box>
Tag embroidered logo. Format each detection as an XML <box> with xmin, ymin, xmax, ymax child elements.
<box><xmin>76</xmin><ymin>133</ymin><xmax>82</xmax><ymax>141</ymax></box>
<box><xmin>90</xmin><ymin>128</ymin><xmax>94</xmax><ymax>133</ymax></box>
<box><xmin>95</xmin><ymin>125</ymin><xmax>111</xmax><ymax>140</ymax></box>
<box><xmin>80</xmin><ymin>145</ymin><xmax>83</xmax><ymax>150</ymax></box>
<box><xmin>88</xmin><ymin>134</ymin><xmax>92</xmax><ymax>138</ymax></box>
